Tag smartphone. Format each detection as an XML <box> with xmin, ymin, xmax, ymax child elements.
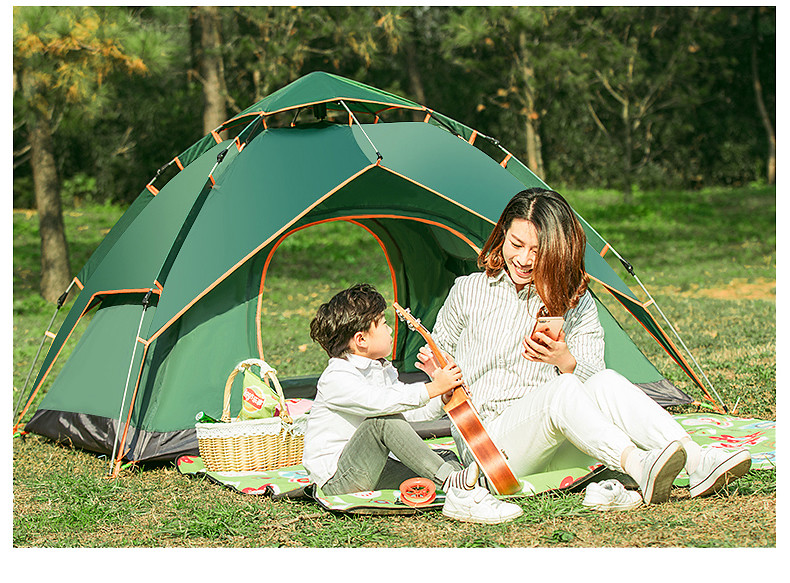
<box><xmin>530</xmin><ymin>316</ymin><xmax>564</xmax><ymax>342</ymax></box>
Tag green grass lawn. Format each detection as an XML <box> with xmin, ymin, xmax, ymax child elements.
<box><xmin>12</xmin><ymin>185</ymin><xmax>776</xmax><ymax>549</ymax></box>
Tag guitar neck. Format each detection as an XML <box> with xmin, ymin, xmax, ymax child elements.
<box><xmin>410</xmin><ymin>323</ymin><xmax>471</xmax><ymax>402</ymax></box>
<box><xmin>393</xmin><ymin>302</ymin><xmax>448</xmax><ymax>368</ymax></box>
<box><xmin>421</xmin><ymin>334</ymin><xmax>448</xmax><ymax>369</ymax></box>
<box><xmin>392</xmin><ymin>302</ymin><xmax>519</xmax><ymax>494</ymax></box>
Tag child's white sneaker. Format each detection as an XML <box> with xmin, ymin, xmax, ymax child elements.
<box><xmin>688</xmin><ymin>448</ymin><xmax>751</xmax><ymax>498</ymax></box>
<box><xmin>442</xmin><ymin>486</ymin><xmax>523</xmax><ymax>524</ymax></box>
<box><xmin>637</xmin><ymin>441</ymin><xmax>686</xmax><ymax>504</ymax></box>
<box><xmin>583</xmin><ymin>479</ymin><xmax>643</xmax><ymax>512</ymax></box>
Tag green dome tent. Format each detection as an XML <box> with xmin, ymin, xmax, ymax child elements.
<box><xmin>15</xmin><ymin>72</ymin><xmax>721</xmax><ymax>474</ymax></box>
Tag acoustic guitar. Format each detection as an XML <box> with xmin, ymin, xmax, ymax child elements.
<box><xmin>393</xmin><ymin>302</ymin><xmax>521</xmax><ymax>495</ymax></box>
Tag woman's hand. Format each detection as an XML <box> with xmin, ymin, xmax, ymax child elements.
<box><xmin>522</xmin><ymin>329</ymin><xmax>577</xmax><ymax>374</ymax></box>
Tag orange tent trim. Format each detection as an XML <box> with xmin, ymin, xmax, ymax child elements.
<box><xmin>143</xmin><ymin>164</ymin><xmax>381</xmax><ymax>347</ymax></box>
<box><xmin>253</xmin><ymin>217</ymin><xmax>403</xmax><ymax>362</ymax></box>
<box><xmin>12</xmin><ymin>287</ymin><xmax>163</xmax><ymax>432</ymax></box>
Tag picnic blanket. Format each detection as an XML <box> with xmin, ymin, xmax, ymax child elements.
<box><xmin>176</xmin><ymin>413</ymin><xmax>775</xmax><ymax>514</ymax></box>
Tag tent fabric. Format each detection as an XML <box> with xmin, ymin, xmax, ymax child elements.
<box><xmin>226</xmin><ymin>71</ymin><xmax>424</xmax><ymax>127</ymax></box>
<box><xmin>21</xmin><ymin>71</ymin><xmax>699</xmax><ymax>465</ymax></box>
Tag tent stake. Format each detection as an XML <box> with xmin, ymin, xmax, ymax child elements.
<box><xmin>108</xmin><ymin>289</ymin><xmax>152</xmax><ymax>477</ymax></box>
<box><xmin>13</xmin><ymin>280</ymin><xmax>75</xmax><ymax>424</ymax></box>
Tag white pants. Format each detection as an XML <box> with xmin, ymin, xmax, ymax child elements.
<box><xmin>454</xmin><ymin>369</ymin><xmax>689</xmax><ymax>477</ymax></box>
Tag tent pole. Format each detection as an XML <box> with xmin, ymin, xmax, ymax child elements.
<box><xmin>339</xmin><ymin>100</ymin><xmax>383</xmax><ymax>162</ymax></box>
<box><xmin>526</xmin><ymin>188</ymin><xmax>728</xmax><ymax>410</ymax></box>
<box><xmin>13</xmin><ymin>280</ymin><xmax>75</xmax><ymax>426</ymax></box>
<box><xmin>107</xmin><ymin>289</ymin><xmax>152</xmax><ymax>477</ymax></box>
<box><xmin>457</xmin><ymin>124</ymin><xmax>725</xmax><ymax>410</ymax></box>
<box><xmin>599</xmin><ymin>243</ymin><xmax>728</xmax><ymax>410</ymax></box>
<box><xmin>627</xmin><ymin>269</ymin><xmax>727</xmax><ymax>410</ymax></box>
<box><xmin>464</xmin><ymin>125</ymin><xmax>724</xmax><ymax>410</ymax></box>
<box><xmin>107</xmin><ymin>118</ymin><xmax>262</xmax><ymax>474</ymax></box>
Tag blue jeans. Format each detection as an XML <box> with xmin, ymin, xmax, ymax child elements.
<box><xmin>321</xmin><ymin>414</ymin><xmax>462</xmax><ymax>495</ymax></box>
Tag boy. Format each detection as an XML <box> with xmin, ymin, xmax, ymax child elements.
<box><xmin>303</xmin><ymin>283</ymin><xmax>522</xmax><ymax>524</ymax></box>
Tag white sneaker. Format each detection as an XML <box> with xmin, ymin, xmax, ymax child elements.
<box><xmin>637</xmin><ymin>441</ymin><xmax>686</xmax><ymax>505</ymax></box>
<box><xmin>689</xmin><ymin>448</ymin><xmax>751</xmax><ymax>498</ymax></box>
<box><xmin>442</xmin><ymin>486</ymin><xmax>523</xmax><ymax>524</ymax></box>
<box><xmin>583</xmin><ymin>479</ymin><xmax>643</xmax><ymax>512</ymax></box>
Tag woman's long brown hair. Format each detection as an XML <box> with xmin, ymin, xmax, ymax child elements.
<box><xmin>478</xmin><ymin>188</ymin><xmax>590</xmax><ymax>316</ymax></box>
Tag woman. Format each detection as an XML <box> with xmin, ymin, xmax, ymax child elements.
<box><xmin>417</xmin><ymin>188</ymin><xmax>750</xmax><ymax>505</ymax></box>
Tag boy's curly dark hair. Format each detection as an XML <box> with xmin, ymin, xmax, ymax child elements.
<box><xmin>309</xmin><ymin>283</ymin><xmax>387</xmax><ymax>358</ymax></box>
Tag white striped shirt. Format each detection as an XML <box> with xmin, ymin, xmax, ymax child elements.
<box><xmin>432</xmin><ymin>270</ymin><xmax>605</xmax><ymax>423</ymax></box>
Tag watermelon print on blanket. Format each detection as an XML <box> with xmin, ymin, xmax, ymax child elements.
<box><xmin>674</xmin><ymin>413</ymin><xmax>776</xmax><ymax>472</ymax></box>
<box><xmin>176</xmin><ymin>413</ymin><xmax>775</xmax><ymax>512</ymax></box>
<box><xmin>176</xmin><ymin>455</ymin><xmax>311</xmax><ymax>496</ymax></box>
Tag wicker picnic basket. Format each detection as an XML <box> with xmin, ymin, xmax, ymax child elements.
<box><xmin>195</xmin><ymin>359</ymin><xmax>307</xmax><ymax>472</ymax></box>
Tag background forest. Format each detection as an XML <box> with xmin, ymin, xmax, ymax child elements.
<box><xmin>13</xmin><ymin>5</ymin><xmax>775</xmax><ymax>301</ymax></box>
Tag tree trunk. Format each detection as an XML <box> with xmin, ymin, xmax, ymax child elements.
<box><xmin>620</xmin><ymin>55</ymin><xmax>635</xmax><ymax>204</ymax></box>
<box><xmin>403</xmin><ymin>36</ymin><xmax>427</xmax><ymax>121</ymax></box>
<box><xmin>30</xmin><ymin>113</ymin><xmax>71</xmax><ymax>302</ymax></box>
<box><xmin>192</xmin><ymin>6</ymin><xmax>227</xmax><ymax>134</ymax></box>
<box><xmin>524</xmin><ymin>116</ymin><xmax>545</xmax><ymax>177</ymax></box>
<box><xmin>622</xmin><ymin>102</ymin><xmax>634</xmax><ymax>204</ymax></box>
<box><xmin>751</xmin><ymin>8</ymin><xmax>776</xmax><ymax>185</ymax></box>
<box><xmin>517</xmin><ymin>31</ymin><xmax>545</xmax><ymax>177</ymax></box>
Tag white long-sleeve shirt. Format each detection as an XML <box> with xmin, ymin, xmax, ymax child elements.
<box><xmin>432</xmin><ymin>271</ymin><xmax>606</xmax><ymax>424</ymax></box>
<box><xmin>302</xmin><ymin>353</ymin><xmax>445</xmax><ymax>487</ymax></box>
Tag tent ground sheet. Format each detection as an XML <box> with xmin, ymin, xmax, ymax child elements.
<box><xmin>176</xmin><ymin>413</ymin><xmax>775</xmax><ymax>515</ymax></box>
